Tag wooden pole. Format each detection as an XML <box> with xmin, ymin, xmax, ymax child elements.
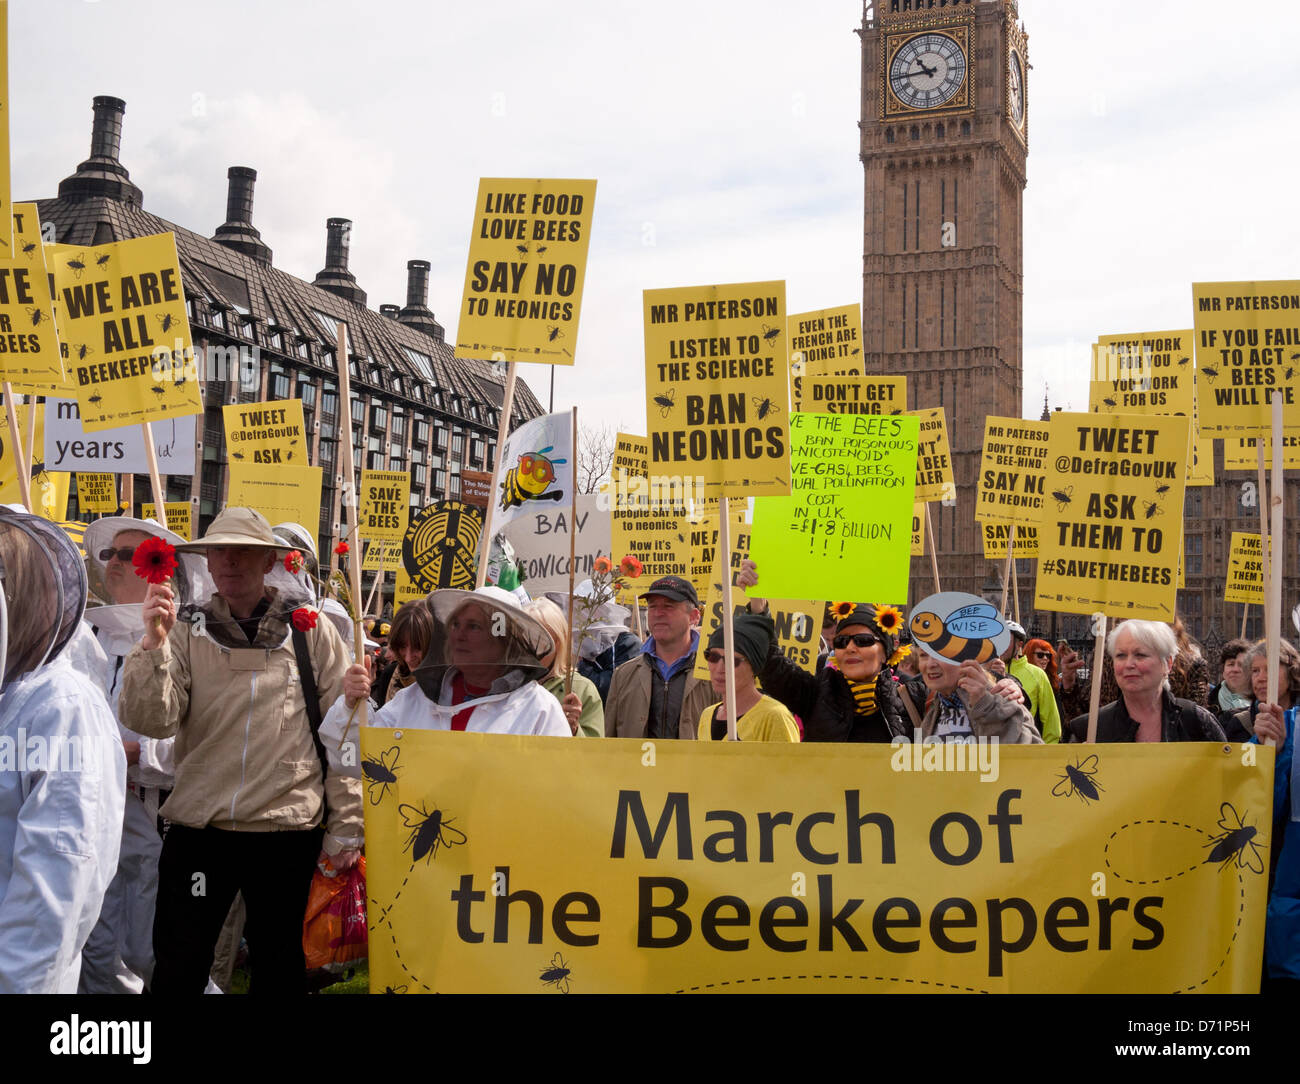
<box><xmin>335</xmin><ymin>324</ymin><xmax>368</xmax><ymax>724</ymax></box>
<box><xmin>1266</xmin><ymin>392</ymin><xmax>1284</xmax><ymax>738</ymax></box>
<box><xmin>1257</xmin><ymin>439</ymin><xmax>1271</xmax><ymax>652</ymax></box>
<box><xmin>23</xmin><ymin>396</ymin><xmax>37</xmax><ymax>487</ymax></box>
<box><xmin>120</xmin><ymin>470</ymin><xmax>133</xmax><ymax>515</ymax></box>
<box><xmin>1000</xmin><ymin>525</ymin><xmax>1016</xmax><ymax>616</ymax></box>
<box><xmin>141</xmin><ymin>422</ymin><xmax>167</xmax><ymax>525</ymax></box>
<box><xmin>2</xmin><ymin>387</ymin><xmax>31</xmax><ymax>511</ymax></box>
<box><xmin>1012</xmin><ymin>542</ymin><xmax>1022</xmax><ymax>627</ymax></box>
<box><xmin>719</xmin><ymin>495</ymin><xmax>738</xmax><ymax>741</ymax></box>
<box><xmin>1085</xmin><ymin>613</ymin><xmax>1107</xmax><ymax>744</ymax></box>
<box><xmin>1240</xmin><ymin>604</ymin><xmax>1249</xmax><ymax>640</ymax></box>
<box><xmin>477</xmin><ymin>361</ymin><xmax>517</xmax><ymax>589</ymax></box>
<box><xmin>924</xmin><ymin>503</ymin><xmax>941</xmax><ymax>594</ymax></box>
<box><xmin>633</xmin><ymin>596</ymin><xmax>643</xmax><ymax>639</ymax></box>
<box><xmin>565</xmin><ymin>407</ymin><xmax>578</xmax><ymax>697</ymax></box>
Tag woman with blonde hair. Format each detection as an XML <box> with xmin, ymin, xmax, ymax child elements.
<box><xmin>524</xmin><ymin>597</ymin><xmax>604</xmax><ymax>737</ymax></box>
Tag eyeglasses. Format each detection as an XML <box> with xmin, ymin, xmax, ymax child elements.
<box><xmin>704</xmin><ymin>650</ymin><xmax>745</xmax><ymax>667</ymax></box>
<box><xmin>99</xmin><ymin>546</ymin><xmax>136</xmax><ymax>563</ymax></box>
<box><xmin>834</xmin><ymin>633</ymin><xmax>879</xmax><ymax>650</ymax></box>
<box><xmin>1031</xmin><ymin>650</ymin><xmax>1052</xmax><ymax>660</ymax></box>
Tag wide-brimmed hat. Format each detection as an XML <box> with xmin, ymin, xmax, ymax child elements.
<box><xmin>425</xmin><ymin>585</ymin><xmax>554</xmax><ymax>662</ymax></box>
<box><xmin>176</xmin><ymin>507</ymin><xmax>289</xmax><ymax>553</ymax></box>
<box><xmin>85</xmin><ymin>515</ymin><xmax>188</xmax><ymax>569</ymax></box>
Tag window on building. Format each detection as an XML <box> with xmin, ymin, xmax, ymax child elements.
<box><xmin>434</xmin><ymin>426</ymin><xmax>448</xmax><ymax>452</ymax></box>
<box><xmin>414</xmin><ymin>420</ymin><xmax>429</xmax><ymax>447</ymax></box>
<box><xmin>298</xmin><ymin>378</ymin><xmax>317</xmax><ymax>408</ymax></box>
<box><xmin>434</xmin><ymin>469</ymin><xmax>447</xmax><ymax>494</ymax></box>
<box><xmin>370</xmin><ymin>404</ymin><xmax>387</xmax><ymax>432</ymax></box>
<box><xmin>1185</xmin><ymin>534</ymin><xmax>1203</xmax><ymax>577</ymax></box>
<box><xmin>470</xmin><ymin>438</ymin><xmax>484</xmax><ymax>467</ymax></box>
<box><xmin>414</xmin><ymin>464</ymin><xmax>427</xmax><ymax>488</ymax></box>
<box><xmin>451</xmin><ymin>432</ymin><xmax>464</xmax><ymax>458</ymax></box>
<box><xmin>321</xmin><ymin>389</ymin><xmax>338</xmax><ymax>418</ymax></box>
<box><xmin>270</xmin><ymin>363</ymin><xmax>290</xmax><ymax>401</ymax></box>
<box><xmin>391</xmin><ymin>410</ymin><xmax>407</xmax><ymax>440</ymax></box>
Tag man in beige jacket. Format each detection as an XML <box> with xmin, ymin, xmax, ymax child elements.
<box><xmin>122</xmin><ymin>507</ymin><xmax>362</xmax><ymax>993</ymax></box>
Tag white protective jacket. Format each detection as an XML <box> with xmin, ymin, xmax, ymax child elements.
<box><xmin>0</xmin><ymin>652</ymin><xmax>126</xmax><ymax>993</ymax></box>
<box><xmin>320</xmin><ymin>669</ymin><xmax>570</xmax><ymax>777</ymax></box>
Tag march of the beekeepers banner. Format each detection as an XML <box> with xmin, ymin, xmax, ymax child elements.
<box><xmin>1</xmin><ymin>7</ymin><xmax>1296</xmax><ymax>1004</ymax></box>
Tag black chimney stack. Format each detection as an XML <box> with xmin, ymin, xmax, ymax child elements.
<box><xmin>312</xmin><ymin>218</ymin><xmax>367</xmax><ymax>306</ymax></box>
<box><xmin>57</xmin><ymin>96</ymin><xmax>144</xmax><ymax>206</ymax></box>
<box><xmin>397</xmin><ymin>259</ymin><xmax>444</xmax><ymax>340</ymax></box>
<box><xmin>211</xmin><ymin>166</ymin><xmax>272</xmax><ymax>266</ymax></box>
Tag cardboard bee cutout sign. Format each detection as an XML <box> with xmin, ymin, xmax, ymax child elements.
<box><xmin>908</xmin><ymin>591</ymin><xmax>1011</xmax><ymax>667</ymax></box>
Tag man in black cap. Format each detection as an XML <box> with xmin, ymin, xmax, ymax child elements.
<box><xmin>604</xmin><ymin>575</ymin><xmax>714</xmax><ymax>740</ymax></box>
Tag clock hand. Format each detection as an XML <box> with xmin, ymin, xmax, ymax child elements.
<box><xmin>910</xmin><ymin>61</ymin><xmax>937</xmax><ymax>79</ymax></box>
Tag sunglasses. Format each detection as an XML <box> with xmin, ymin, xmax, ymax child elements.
<box><xmin>834</xmin><ymin>633</ymin><xmax>879</xmax><ymax>650</ymax></box>
<box><xmin>704</xmin><ymin>650</ymin><xmax>745</xmax><ymax>667</ymax></box>
<box><xmin>99</xmin><ymin>546</ymin><xmax>137</xmax><ymax>562</ymax></box>
<box><xmin>1031</xmin><ymin>650</ymin><xmax>1052</xmax><ymax>659</ymax></box>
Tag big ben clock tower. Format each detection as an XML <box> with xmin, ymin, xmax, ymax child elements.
<box><xmin>860</xmin><ymin>0</ymin><xmax>1029</xmax><ymax>610</ymax></box>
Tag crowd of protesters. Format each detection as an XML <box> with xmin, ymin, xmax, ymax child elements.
<box><xmin>1</xmin><ymin>502</ymin><xmax>1296</xmax><ymax>994</ymax></box>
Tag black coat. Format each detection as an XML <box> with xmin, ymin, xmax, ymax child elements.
<box><xmin>1066</xmin><ymin>688</ymin><xmax>1227</xmax><ymax>743</ymax></box>
<box><xmin>759</xmin><ymin>644</ymin><xmax>909</xmax><ymax>742</ymax></box>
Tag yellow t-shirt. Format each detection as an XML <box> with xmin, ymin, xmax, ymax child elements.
<box><xmin>696</xmin><ymin>695</ymin><xmax>801</xmax><ymax>743</ymax></box>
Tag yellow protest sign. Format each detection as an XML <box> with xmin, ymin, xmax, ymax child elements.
<box><xmin>1222</xmin><ymin>433</ymin><xmax>1300</xmax><ymax>472</ymax></box>
<box><xmin>788</xmin><ymin>304</ymin><xmax>863</xmax><ymax>369</ymax></box>
<box><xmin>140</xmin><ymin>501</ymin><xmax>192</xmax><ymax>540</ymax></box>
<box><xmin>455</xmin><ymin>178</ymin><xmax>596</xmax><ymax>365</ymax></box>
<box><xmin>393</xmin><ymin>564</ymin><xmax>425</xmax><ymax>607</ymax></box>
<box><xmin>910</xmin><ymin>407</ymin><xmax>955</xmax><ymax>503</ymax></box>
<box><xmin>749</xmin><ymin>413</ymin><xmax>917</xmax><ymax>603</ymax></box>
<box><xmin>362</xmin><ymin>540</ymin><xmax>404</xmax><ymax>573</ymax></box>
<box><xmin>1194</xmin><ymin>280</ymin><xmax>1300</xmax><ymax>434</ymax></box>
<box><xmin>1224</xmin><ymin>532</ymin><xmax>1266</xmax><ymax>606</ymax></box>
<box><xmin>227</xmin><ymin>463</ymin><xmax>322</xmax><ymax>535</ymax></box>
<box><xmin>1188</xmin><ymin>391</ymin><xmax>1215</xmax><ymax>488</ymax></box>
<box><xmin>644</xmin><ymin>280</ymin><xmax>790</xmax><ymax>498</ymax></box>
<box><xmin>0</xmin><ymin>402</ymin><xmax>68</xmax><ymax>519</ymax></box>
<box><xmin>609</xmin><ymin>432</ymin><xmax>691</xmax><ymax>603</ymax></box>
<box><xmin>911</xmin><ymin>503</ymin><xmax>924</xmax><ymax>557</ymax></box>
<box><xmin>403</xmin><ymin>500</ymin><xmax>482</xmax><ymax>592</ymax></box>
<box><xmin>975</xmin><ymin>417</ymin><xmax>1050</xmax><ymax>527</ymax></box>
<box><xmin>222</xmin><ymin>399</ymin><xmax>307</xmax><ymax>466</ymax></box>
<box><xmin>1034</xmin><ymin>413</ymin><xmax>1190</xmax><ymax>621</ymax></box>
<box><xmin>1091</xmin><ymin>329</ymin><xmax>1193</xmax><ymax>383</ymax></box>
<box><xmin>686</xmin><ymin>507</ymin><xmax>748</xmax><ymax>598</ymax></box>
<box><xmin>360</xmin><ymin>470</ymin><xmax>410</xmax><ymax>544</ymax></box>
<box><xmin>792</xmin><ymin>374</ymin><xmax>906</xmax><ymax>416</ymax></box>
<box><xmin>364</xmin><ymin>733</ymin><xmax>1270</xmax><ymax>993</ymax></box>
<box><xmin>0</xmin><ymin>204</ymin><xmax>64</xmax><ymax>393</ymax></box>
<box><xmin>76</xmin><ymin>472</ymin><xmax>118</xmax><ymax>513</ymax></box>
<box><xmin>981</xmin><ymin>520</ymin><xmax>1039</xmax><ymax>560</ymax></box>
<box><xmin>49</xmin><ymin>233</ymin><xmax>201</xmax><ymax>433</ymax></box>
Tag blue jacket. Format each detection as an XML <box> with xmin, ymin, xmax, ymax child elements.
<box><xmin>1254</xmin><ymin>707</ymin><xmax>1299</xmax><ymax>980</ymax></box>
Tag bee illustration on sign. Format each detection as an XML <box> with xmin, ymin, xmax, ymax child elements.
<box><xmin>653</xmin><ymin>388</ymin><xmax>676</xmax><ymax>418</ymax></box>
<box><xmin>64</xmin><ymin>253</ymin><xmax>88</xmax><ymax>279</ymax></box>
<box><xmin>1102</xmin><ymin>396</ymin><xmax>1117</xmax><ymax>409</ymax></box>
<box><xmin>1051</xmin><ymin>754</ymin><xmax>1104</xmax><ymax>805</ymax></box>
<box><xmin>399</xmin><ymin>800</ymin><xmax>467</xmax><ymax>865</ymax></box>
<box><xmin>73</xmin><ymin>342</ymin><xmax>94</xmax><ymax>362</ymax></box>
<box><xmin>909</xmin><ymin>592</ymin><xmax>1009</xmax><ymax>666</ymax></box>
<box><xmin>87</xmin><ymin>392</ymin><xmax>103</xmax><ymax>406</ymax></box>
<box><xmin>539</xmin><ymin>952</ymin><xmax>573</xmax><ymax>994</ymax></box>
<box><xmin>1051</xmin><ymin>484</ymin><xmax>1074</xmax><ymax>512</ymax></box>
<box><xmin>157</xmin><ymin>311</ymin><xmax>177</xmax><ymax>335</ymax></box>
<box><xmin>361</xmin><ymin>745</ymin><xmax>400</xmax><ymax>806</ymax></box>
<box><xmin>760</xmin><ymin>323</ymin><xmax>782</xmax><ymax>346</ymax></box>
<box><xmin>1200</xmin><ymin>366</ymin><xmax>1219</xmax><ymax>385</ymax></box>
<box><xmin>1154</xmin><ymin>483</ymin><xmax>1171</xmax><ymax>497</ymax></box>
<box><xmin>1204</xmin><ymin>803</ymin><xmax>1265</xmax><ymax>875</ymax></box>
<box><xmin>752</xmin><ymin>395</ymin><xmax>779</xmax><ymax>421</ymax></box>
<box><xmin>1142</xmin><ymin>500</ymin><xmax>1163</xmax><ymax>520</ymax></box>
<box><xmin>500</xmin><ymin>446</ymin><xmax>568</xmax><ymax>511</ymax></box>
<box><xmin>1177</xmin><ymin>356</ymin><xmax>1190</xmax><ymax>367</ymax></box>
<box><xmin>26</xmin><ymin>307</ymin><xmax>47</xmax><ymax>329</ymax></box>
<box><xmin>149</xmin><ymin>385</ymin><xmax>167</xmax><ymax>398</ymax></box>
<box><xmin>546</xmin><ymin>325</ymin><xmax>564</xmax><ymax>343</ymax></box>
<box><xmin>515</xmin><ymin>242</ymin><xmax>530</xmax><ymax>258</ymax></box>
<box><xmin>20</xmin><ymin>240</ymin><xmax>36</xmax><ymax>255</ymax></box>
<box><xmin>95</xmin><ymin>252</ymin><xmax>112</xmax><ymax>269</ymax></box>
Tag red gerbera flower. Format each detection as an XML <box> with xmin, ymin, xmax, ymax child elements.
<box><xmin>619</xmin><ymin>555</ymin><xmax>643</xmax><ymax>578</ymax></box>
<box><xmin>593</xmin><ymin>556</ymin><xmax>612</xmax><ymax>575</ymax></box>
<box><xmin>334</xmin><ymin>541</ymin><xmax>349</xmax><ymax>556</ymax></box>
<box><xmin>132</xmin><ymin>536</ymin><xmax>177</xmax><ymax>585</ymax></box>
<box><xmin>292</xmin><ymin>607</ymin><xmax>319</xmax><ymax>631</ymax></box>
<box><xmin>284</xmin><ymin>550</ymin><xmax>305</xmax><ymax>575</ymax></box>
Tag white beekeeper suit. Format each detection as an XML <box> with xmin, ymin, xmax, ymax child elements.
<box><xmin>0</xmin><ymin>508</ymin><xmax>126</xmax><ymax>993</ymax></box>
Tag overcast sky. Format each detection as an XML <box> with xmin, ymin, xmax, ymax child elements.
<box><xmin>14</xmin><ymin>0</ymin><xmax>1300</xmax><ymax>436</ymax></box>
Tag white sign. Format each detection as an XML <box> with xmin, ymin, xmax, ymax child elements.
<box><xmin>501</xmin><ymin>493</ymin><xmax>610</xmax><ymax>595</ymax></box>
<box><xmin>44</xmin><ymin>398</ymin><xmax>197</xmax><ymax>475</ymax></box>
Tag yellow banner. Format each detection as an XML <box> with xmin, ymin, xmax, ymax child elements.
<box><xmin>227</xmin><ymin>462</ymin><xmax>322</xmax><ymax>534</ymax></box>
<box><xmin>1222</xmin><ymin>433</ymin><xmax>1300</xmax><ymax>472</ymax></box>
<box><xmin>911</xmin><ymin>502</ymin><xmax>924</xmax><ymax>557</ymax></box>
<box><xmin>222</xmin><ymin>399</ymin><xmax>307</xmax><ymax>466</ymax></box>
<box><xmin>910</xmin><ymin>406</ymin><xmax>955</xmax><ymax>503</ymax></box>
<box><xmin>140</xmin><ymin>500</ymin><xmax>193</xmax><ymax>540</ymax></box>
<box><xmin>975</xmin><ymin>417</ymin><xmax>1050</xmax><ymax>527</ymax></box>
<box><xmin>76</xmin><ymin>471</ymin><xmax>118</xmax><ymax>513</ymax></box>
<box><xmin>49</xmin><ymin>233</ymin><xmax>202</xmax><ymax>433</ymax></box>
<box><xmin>0</xmin><ymin>402</ymin><xmax>69</xmax><ymax>519</ymax></box>
<box><xmin>792</xmin><ymin>374</ymin><xmax>905</xmax><ymax>416</ymax></box>
<box><xmin>981</xmin><ymin>520</ymin><xmax>1039</xmax><ymax>559</ymax></box>
<box><xmin>360</xmin><ymin>469</ymin><xmax>411</xmax><ymax>544</ymax></box>
<box><xmin>0</xmin><ymin>204</ymin><xmax>64</xmax><ymax>393</ymax></box>
<box><xmin>644</xmin><ymin>280</ymin><xmax>791</xmax><ymax>498</ymax></box>
<box><xmin>1224</xmin><ymin>532</ymin><xmax>1265</xmax><ymax>606</ymax></box>
<box><xmin>1035</xmin><ymin>413</ymin><xmax>1189</xmax><ymax>620</ymax></box>
<box><xmin>1194</xmin><ymin>280</ymin><xmax>1300</xmax><ymax>434</ymax></box>
<box><xmin>363</xmin><ymin>733</ymin><xmax>1271</xmax><ymax>993</ymax></box>
<box><xmin>787</xmin><ymin>304</ymin><xmax>863</xmax><ymax>369</ymax></box>
<box><xmin>455</xmin><ymin>178</ymin><xmax>596</xmax><ymax>365</ymax></box>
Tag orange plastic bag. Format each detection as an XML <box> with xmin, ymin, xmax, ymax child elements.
<box><xmin>303</xmin><ymin>856</ymin><xmax>368</xmax><ymax>971</ymax></box>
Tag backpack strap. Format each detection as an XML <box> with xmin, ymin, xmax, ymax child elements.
<box><xmin>291</xmin><ymin>626</ymin><xmax>330</xmax><ymax>796</ymax></box>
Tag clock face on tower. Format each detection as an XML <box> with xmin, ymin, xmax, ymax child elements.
<box><xmin>1009</xmin><ymin>50</ymin><xmax>1025</xmax><ymax>129</ymax></box>
<box><xmin>886</xmin><ymin>31</ymin><xmax>968</xmax><ymax>112</ymax></box>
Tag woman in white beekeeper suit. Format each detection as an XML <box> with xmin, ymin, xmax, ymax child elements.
<box><xmin>77</xmin><ymin>515</ymin><xmax>211</xmax><ymax>993</ymax></box>
<box><xmin>321</xmin><ymin>585</ymin><xmax>569</xmax><ymax>770</ymax></box>
<box><xmin>0</xmin><ymin>506</ymin><xmax>126</xmax><ymax>993</ymax></box>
